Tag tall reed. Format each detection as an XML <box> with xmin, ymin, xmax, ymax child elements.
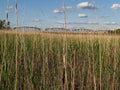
<box><xmin>0</xmin><ymin>32</ymin><xmax>120</xmax><ymax>90</ymax></box>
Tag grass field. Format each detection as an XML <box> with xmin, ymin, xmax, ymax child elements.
<box><xmin>0</xmin><ymin>31</ymin><xmax>120</xmax><ymax>90</ymax></box>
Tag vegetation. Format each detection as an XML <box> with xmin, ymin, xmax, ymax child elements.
<box><xmin>0</xmin><ymin>20</ymin><xmax>11</xmax><ymax>30</ymax></box>
<box><xmin>0</xmin><ymin>31</ymin><xmax>120</xmax><ymax>90</ymax></box>
<box><xmin>108</xmin><ymin>28</ymin><xmax>120</xmax><ymax>34</ymax></box>
<box><xmin>115</xmin><ymin>29</ymin><xmax>120</xmax><ymax>34</ymax></box>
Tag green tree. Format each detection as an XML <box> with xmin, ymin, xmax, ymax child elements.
<box><xmin>115</xmin><ymin>28</ymin><xmax>120</xmax><ymax>33</ymax></box>
<box><xmin>108</xmin><ymin>29</ymin><xmax>120</xmax><ymax>34</ymax></box>
<box><xmin>0</xmin><ymin>19</ymin><xmax>11</xmax><ymax>30</ymax></box>
<box><xmin>0</xmin><ymin>20</ymin><xmax>5</xmax><ymax>29</ymax></box>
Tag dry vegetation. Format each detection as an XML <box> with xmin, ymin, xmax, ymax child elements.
<box><xmin>0</xmin><ymin>30</ymin><xmax>120</xmax><ymax>90</ymax></box>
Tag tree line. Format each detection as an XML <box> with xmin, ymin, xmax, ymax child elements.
<box><xmin>108</xmin><ymin>29</ymin><xmax>120</xmax><ymax>34</ymax></box>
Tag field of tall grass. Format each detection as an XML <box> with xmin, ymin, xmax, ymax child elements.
<box><xmin>0</xmin><ymin>31</ymin><xmax>120</xmax><ymax>90</ymax></box>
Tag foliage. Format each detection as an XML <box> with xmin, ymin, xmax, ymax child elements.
<box><xmin>115</xmin><ymin>28</ymin><xmax>120</xmax><ymax>33</ymax></box>
<box><xmin>108</xmin><ymin>28</ymin><xmax>120</xmax><ymax>34</ymax></box>
<box><xmin>0</xmin><ymin>20</ymin><xmax>11</xmax><ymax>30</ymax></box>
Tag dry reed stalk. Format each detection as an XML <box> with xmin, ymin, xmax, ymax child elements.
<box><xmin>72</xmin><ymin>50</ymin><xmax>76</xmax><ymax>90</ymax></box>
<box><xmin>1</xmin><ymin>30</ymin><xmax>120</xmax><ymax>89</ymax></box>
<box><xmin>62</xmin><ymin>0</ymin><xmax>68</xmax><ymax>89</ymax></box>
<box><xmin>22</xmin><ymin>34</ymin><xmax>27</xmax><ymax>90</ymax></box>
<box><xmin>112</xmin><ymin>36</ymin><xmax>118</xmax><ymax>90</ymax></box>
<box><xmin>14</xmin><ymin>0</ymin><xmax>18</xmax><ymax>89</ymax></box>
<box><xmin>91</xmin><ymin>40</ymin><xmax>96</xmax><ymax>90</ymax></box>
<box><xmin>98</xmin><ymin>36</ymin><xmax>102</xmax><ymax>90</ymax></box>
<box><xmin>82</xmin><ymin>60</ymin><xmax>85</xmax><ymax>90</ymax></box>
<box><xmin>14</xmin><ymin>31</ymin><xmax>18</xmax><ymax>90</ymax></box>
<box><xmin>87</xmin><ymin>40</ymin><xmax>92</xmax><ymax>90</ymax></box>
<box><xmin>0</xmin><ymin>31</ymin><xmax>7</xmax><ymax>82</ymax></box>
<box><xmin>41</xmin><ymin>36</ymin><xmax>45</xmax><ymax>89</ymax></box>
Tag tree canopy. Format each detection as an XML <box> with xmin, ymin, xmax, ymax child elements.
<box><xmin>0</xmin><ymin>19</ymin><xmax>11</xmax><ymax>30</ymax></box>
<box><xmin>108</xmin><ymin>28</ymin><xmax>120</xmax><ymax>34</ymax></box>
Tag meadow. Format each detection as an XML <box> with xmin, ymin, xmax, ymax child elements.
<box><xmin>0</xmin><ymin>31</ymin><xmax>120</xmax><ymax>90</ymax></box>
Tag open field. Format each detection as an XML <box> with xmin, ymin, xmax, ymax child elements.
<box><xmin>0</xmin><ymin>31</ymin><xmax>120</xmax><ymax>90</ymax></box>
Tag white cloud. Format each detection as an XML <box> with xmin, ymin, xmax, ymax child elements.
<box><xmin>54</xmin><ymin>6</ymin><xmax>73</xmax><ymax>14</ymax></box>
<box><xmin>78</xmin><ymin>14</ymin><xmax>88</xmax><ymax>18</ymax></box>
<box><xmin>77</xmin><ymin>2</ymin><xmax>97</xmax><ymax>10</ymax></box>
<box><xmin>104</xmin><ymin>22</ymin><xmax>110</xmax><ymax>25</ymax></box>
<box><xmin>63</xmin><ymin>6</ymin><xmax>73</xmax><ymax>10</ymax></box>
<box><xmin>53</xmin><ymin>9</ymin><xmax>64</xmax><ymax>13</ymax></box>
<box><xmin>101</xmin><ymin>15</ymin><xmax>109</xmax><ymax>18</ymax></box>
<box><xmin>5</xmin><ymin>10</ymin><xmax>11</xmax><ymax>14</ymax></box>
<box><xmin>56</xmin><ymin>21</ymin><xmax>64</xmax><ymax>24</ymax></box>
<box><xmin>69</xmin><ymin>22</ymin><xmax>88</xmax><ymax>25</ymax></box>
<box><xmin>5</xmin><ymin>6</ymin><xmax>13</xmax><ymax>14</ymax></box>
<box><xmin>57</xmin><ymin>21</ymin><xmax>99</xmax><ymax>25</ymax></box>
<box><xmin>8</xmin><ymin>6</ymin><xmax>13</xmax><ymax>9</ymax></box>
<box><xmin>111</xmin><ymin>4</ymin><xmax>120</xmax><ymax>9</ymax></box>
<box><xmin>111</xmin><ymin>22</ymin><xmax>118</xmax><ymax>25</ymax></box>
<box><xmin>88</xmin><ymin>21</ymin><xmax>99</xmax><ymax>25</ymax></box>
<box><xmin>33</xmin><ymin>18</ymin><xmax>41</xmax><ymax>22</ymax></box>
<box><xmin>104</xmin><ymin>22</ymin><xmax>118</xmax><ymax>25</ymax></box>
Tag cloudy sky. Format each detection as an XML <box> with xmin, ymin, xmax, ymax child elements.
<box><xmin>0</xmin><ymin>0</ymin><xmax>120</xmax><ymax>30</ymax></box>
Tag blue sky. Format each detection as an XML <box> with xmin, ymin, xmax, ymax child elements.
<box><xmin>0</xmin><ymin>0</ymin><xmax>120</xmax><ymax>30</ymax></box>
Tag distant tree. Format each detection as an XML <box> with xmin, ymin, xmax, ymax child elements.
<box><xmin>0</xmin><ymin>19</ymin><xmax>11</xmax><ymax>30</ymax></box>
<box><xmin>108</xmin><ymin>28</ymin><xmax>120</xmax><ymax>34</ymax></box>
<box><xmin>0</xmin><ymin>20</ymin><xmax>5</xmax><ymax>29</ymax></box>
<box><xmin>108</xmin><ymin>30</ymin><xmax>114</xmax><ymax>34</ymax></box>
<box><xmin>115</xmin><ymin>28</ymin><xmax>120</xmax><ymax>34</ymax></box>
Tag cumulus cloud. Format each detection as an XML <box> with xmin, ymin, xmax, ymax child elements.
<box><xmin>57</xmin><ymin>21</ymin><xmax>81</xmax><ymax>25</ymax></box>
<box><xmin>53</xmin><ymin>9</ymin><xmax>64</xmax><ymax>13</ymax></box>
<box><xmin>56</xmin><ymin>21</ymin><xmax>64</xmax><ymax>24</ymax></box>
<box><xmin>70</xmin><ymin>22</ymin><xmax>89</xmax><ymax>25</ymax></box>
<box><xmin>101</xmin><ymin>15</ymin><xmax>109</xmax><ymax>19</ymax></box>
<box><xmin>104</xmin><ymin>22</ymin><xmax>118</xmax><ymax>25</ymax></box>
<box><xmin>8</xmin><ymin>6</ymin><xmax>13</xmax><ymax>9</ymax></box>
<box><xmin>111</xmin><ymin>4</ymin><xmax>120</xmax><ymax>9</ymax></box>
<box><xmin>54</xmin><ymin>6</ymin><xmax>73</xmax><ymax>14</ymax></box>
<box><xmin>77</xmin><ymin>2</ymin><xmax>97</xmax><ymax>10</ymax></box>
<box><xmin>111</xmin><ymin>22</ymin><xmax>118</xmax><ymax>25</ymax></box>
<box><xmin>57</xmin><ymin>21</ymin><xmax>99</xmax><ymax>25</ymax></box>
<box><xmin>71</xmin><ymin>21</ymin><xmax>99</xmax><ymax>25</ymax></box>
<box><xmin>33</xmin><ymin>18</ymin><xmax>41</xmax><ymax>22</ymax></box>
<box><xmin>78</xmin><ymin>14</ymin><xmax>88</xmax><ymax>18</ymax></box>
<box><xmin>5</xmin><ymin>6</ymin><xmax>13</xmax><ymax>14</ymax></box>
<box><xmin>87</xmin><ymin>21</ymin><xmax>99</xmax><ymax>25</ymax></box>
<box><xmin>63</xmin><ymin>6</ymin><xmax>73</xmax><ymax>10</ymax></box>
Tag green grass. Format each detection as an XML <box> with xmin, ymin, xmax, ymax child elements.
<box><xmin>0</xmin><ymin>31</ymin><xmax>120</xmax><ymax>90</ymax></box>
